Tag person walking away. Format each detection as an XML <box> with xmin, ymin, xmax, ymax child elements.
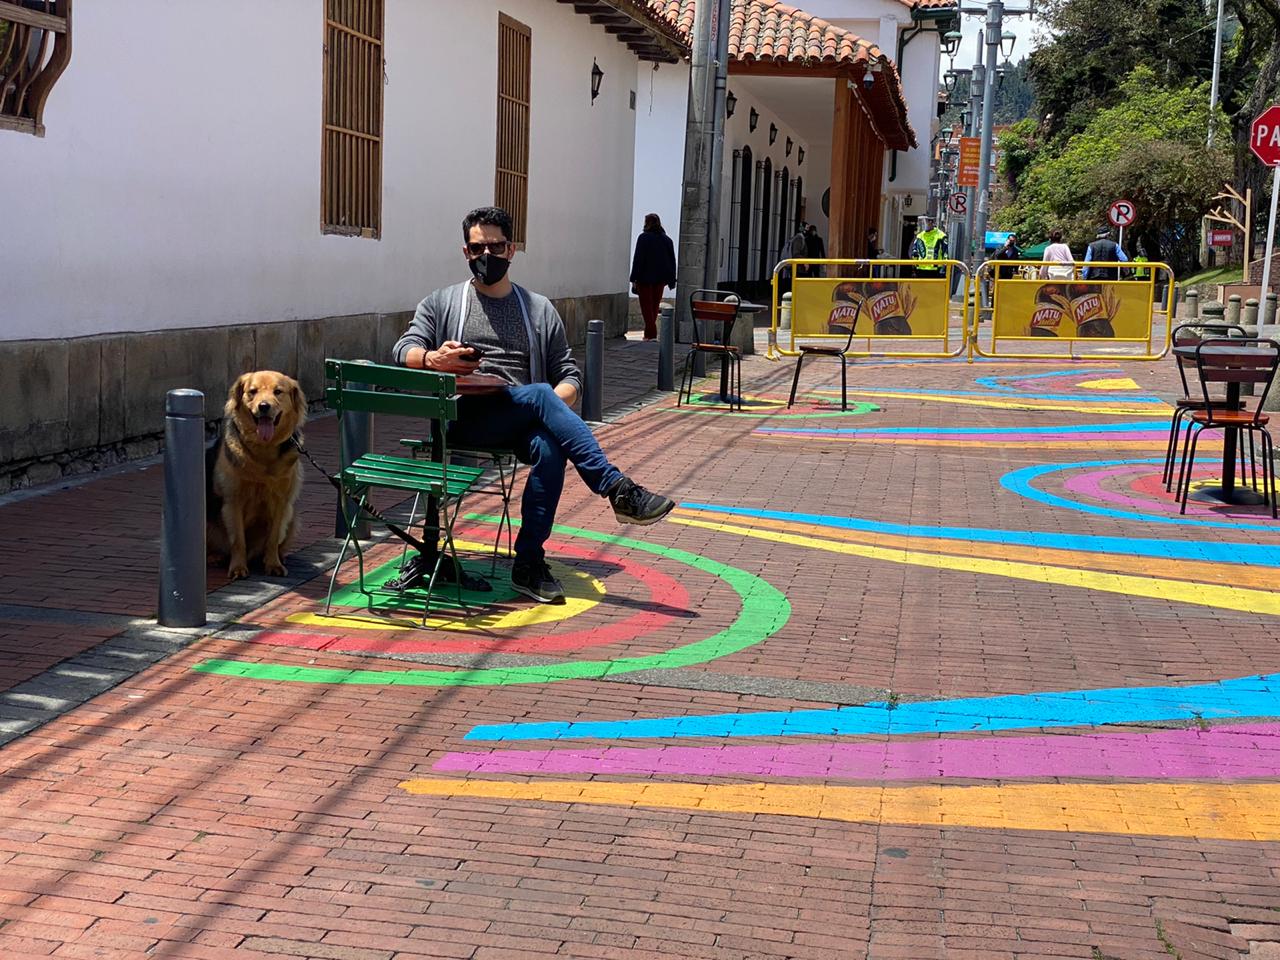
<box><xmin>394</xmin><ymin>206</ymin><xmax>675</xmax><ymax>604</ymax></box>
<box><xmin>785</xmin><ymin>222</ymin><xmax>808</xmax><ymax>288</ymax></box>
<box><xmin>864</xmin><ymin>227</ymin><xmax>881</xmax><ymax>278</ymax></box>
<box><xmin>996</xmin><ymin>233</ymin><xmax>1023</xmax><ymax>280</ymax></box>
<box><xmin>1039</xmin><ymin>230</ymin><xmax>1075</xmax><ymax>280</ymax></box>
<box><xmin>1082</xmin><ymin>227</ymin><xmax>1127</xmax><ymax>281</ymax></box>
<box><xmin>804</xmin><ymin>224</ymin><xmax>826</xmax><ymax>278</ymax></box>
<box><xmin>911</xmin><ymin>217</ymin><xmax>948</xmax><ymax>279</ymax></box>
<box><xmin>630</xmin><ymin>213</ymin><xmax>677</xmax><ymax>341</ymax></box>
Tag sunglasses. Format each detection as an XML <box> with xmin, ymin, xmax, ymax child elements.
<box><xmin>466</xmin><ymin>241</ymin><xmax>511</xmax><ymax>256</ymax></box>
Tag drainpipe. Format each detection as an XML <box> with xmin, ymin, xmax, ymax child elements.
<box><xmin>888</xmin><ymin>8</ymin><xmax>960</xmax><ymax>183</ymax></box>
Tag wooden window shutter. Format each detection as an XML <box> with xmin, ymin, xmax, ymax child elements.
<box><xmin>496</xmin><ymin>14</ymin><xmax>530</xmax><ymax>244</ymax></box>
<box><xmin>0</xmin><ymin>0</ymin><xmax>73</xmax><ymax>137</ymax></box>
<box><xmin>322</xmin><ymin>0</ymin><xmax>384</xmax><ymax>238</ymax></box>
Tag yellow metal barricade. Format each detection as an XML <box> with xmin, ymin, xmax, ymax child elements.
<box><xmin>971</xmin><ymin>260</ymin><xmax>1175</xmax><ymax>361</ymax></box>
<box><xmin>766</xmin><ymin>258</ymin><xmax>972</xmax><ymax>360</ymax></box>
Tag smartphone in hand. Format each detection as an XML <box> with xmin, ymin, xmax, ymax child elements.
<box><xmin>460</xmin><ymin>342</ymin><xmax>486</xmax><ymax>361</ymax></box>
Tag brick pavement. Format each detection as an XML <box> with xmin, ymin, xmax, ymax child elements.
<box><xmin>1</xmin><ymin>331</ymin><xmax>1280</xmax><ymax>958</ymax></box>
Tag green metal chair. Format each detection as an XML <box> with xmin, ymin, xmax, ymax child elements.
<box><xmin>323</xmin><ymin>359</ymin><xmax>486</xmax><ymax>622</ymax></box>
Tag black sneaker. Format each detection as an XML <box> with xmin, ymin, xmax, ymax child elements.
<box><xmin>608</xmin><ymin>478</ymin><xmax>675</xmax><ymax>526</ymax></box>
<box><xmin>511</xmin><ymin>559</ymin><xmax>566</xmax><ymax>605</ymax></box>
<box><xmin>385</xmin><ymin>552</ymin><xmax>492</xmax><ymax>592</ymax></box>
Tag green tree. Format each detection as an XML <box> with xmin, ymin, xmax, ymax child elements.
<box><xmin>996</xmin><ymin>67</ymin><xmax>1229</xmax><ymax>271</ymax></box>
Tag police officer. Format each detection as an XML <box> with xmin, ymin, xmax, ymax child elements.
<box><xmin>911</xmin><ymin>217</ymin><xmax>949</xmax><ymax>279</ymax></box>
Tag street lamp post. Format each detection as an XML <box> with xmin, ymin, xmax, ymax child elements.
<box><xmin>1207</xmin><ymin>0</ymin><xmax>1225</xmax><ymax>146</ymax></box>
<box><xmin>970</xmin><ymin>3</ymin><xmax>1023</xmax><ymax>270</ymax></box>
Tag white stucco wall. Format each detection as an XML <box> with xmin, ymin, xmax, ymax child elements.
<box><xmin>630</xmin><ymin>62</ymin><xmax>689</xmax><ymax>256</ymax></box>
<box><xmin>0</xmin><ymin>0</ymin><xmax>639</xmax><ymax>341</ymax></box>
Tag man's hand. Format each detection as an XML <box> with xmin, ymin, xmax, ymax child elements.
<box><xmin>423</xmin><ymin>341</ymin><xmax>481</xmax><ymax>374</ymax></box>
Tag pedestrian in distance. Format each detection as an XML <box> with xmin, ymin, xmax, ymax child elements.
<box><xmin>1039</xmin><ymin>230</ymin><xmax>1075</xmax><ymax>280</ymax></box>
<box><xmin>630</xmin><ymin>213</ymin><xmax>677</xmax><ymax>341</ymax></box>
<box><xmin>911</xmin><ymin>216</ymin><xmax>948</xmax><ymax>279</ymax></box>
<box><xmin>1082</xmin><ymin>227</ymin><xmax>1128</xmax><ymax>281</ymax></box>
<box><xmin>863</xmin><ymin>226</ymin><xmax>881</xmax><ymax>278</ymax></box>
<box><xmin>996</xmin><ymin>233</ymin><xmax>1023</xmax><ymax>280</ymax></box>
<box><xmin>785</xmin><ymin>221</ymin><xmax>808</xmax><ymax>288</ymax></box>
<box><xmin>394</xmin><ymin>205</ymin><xmax>676</xmax><ymax>605</ymax></box>
<box><xmin>804</xmin><ymin>223</ymin><xmax>826</xmax><ymax>278</ymax></box>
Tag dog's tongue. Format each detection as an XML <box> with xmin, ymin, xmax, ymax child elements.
<box><xmin>256</xmin><ymin>418</ymin><xmax>276</xmax><ymax>443</ymax></box>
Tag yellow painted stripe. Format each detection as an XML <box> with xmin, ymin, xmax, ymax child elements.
<box><xmin>818</xmin><ymin>389</ymin><xmax>1159</xmax><ymax>416</ymax></box>
<box><xmin>672</xmin><ymin>509</ymin><xmax>1278</xmax><ymax>592</ymax></box>
<box><xmin>288</xmin><ymin>566</ymin><xmax>603</xmax><ymax>632</ymax></box>
<box><xmin>668</xmin><ymin>516</ymin><xmax>1280</xmax><ymax>618</ymax></box>
<box><xmin>398</xmin><ymin>779</ymin><xmax>1280</xmax><ymax>842</ymax></box>
<box><xmin>1079</xmin><ymin>377</ymin><xmax>1141</xmax><ymax>390</ymax></box>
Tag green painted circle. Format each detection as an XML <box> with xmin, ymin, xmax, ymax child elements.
<box><xmin>675</xmin><ymin>393</ymin><xmax>880</xmax><ymax>419</ymax></box>
<box><xmin>192</xmin><ymin>522</ymin><xmax>792</xmax><ymax>687</ymax></box>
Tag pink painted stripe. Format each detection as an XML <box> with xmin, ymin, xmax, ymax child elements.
<box><xmin>766</xmin><ymin>431</ymin><xmax>1166</xmax><ymax>443</ymax></box>
<box><xmin>434</xmin><ymin>722</ymin><xmax>1280</xmax><ymax>781</ymax></box>
<box><xmin>1063</xmin><ymin>465</ymin><xmax>1261</xmax><ymax>520</ymax></box>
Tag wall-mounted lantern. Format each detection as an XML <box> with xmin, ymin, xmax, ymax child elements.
<box><xmin>749</xmin><ymin>107</ymin><xmax>759</xmax><ymax>132</ymax></box>
<box><xmin>726</xmin><ymin>89</ymin><xmax>737</xmax><ymax>118</ymax></box>
<box><xmin>785</xmin><ymin>137</ymin><xmax>793</xmax><ymax>156</ymax></box>
<box><xmin>591</xmin><ymin>59</ymin><xmax>604</xmax><ymax>104</ymax></box>
<box><xmin>769</xmin><ymin>123</ymin><xmax>778</xmax><ymax>145</ymax></box>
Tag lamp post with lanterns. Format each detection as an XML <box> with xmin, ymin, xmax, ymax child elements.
<box><xmin>969</xmin><ymin>1</ymin><xmax>1025</xmax><ymax>270</ymax></box>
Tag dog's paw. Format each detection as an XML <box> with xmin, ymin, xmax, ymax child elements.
<box><xmin>227</xmin><ymin>562</ymin><xmax>250</xmax><ymax>580</ymax></box>
<box><xmin>264</xmin><ymin>559</ymin><xmax>288</xmax><ymax>578</ymax></box>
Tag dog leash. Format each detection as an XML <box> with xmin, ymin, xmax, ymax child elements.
<box><xmin>287</xmin><ymin>435</ymin><xmax>431</xmax><ymax>554</ymax></box>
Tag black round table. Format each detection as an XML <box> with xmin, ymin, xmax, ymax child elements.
<box><xmin>1171</xmin><ymin>344</ymin><xmax>1267</xmax><ymax>506</ymax></box>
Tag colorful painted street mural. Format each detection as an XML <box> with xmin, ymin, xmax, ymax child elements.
<box><xmin>402</xmin><ymin>674</ymin><xmax>1280</xmax><ymax>842</ymax></box>
<box><xmin>668</xmin><ymin>389</ymin><xmax>879</xmax><ymax>418</ymax></box>
<box><xmin>1004</xmin><ymin>458</ymin><xmax>1280</xmax><ymax>530</ymax></box>
<box><xmin>669</xmin><ymin>503</ymin><xmax>1280</xmax><ymax>617</ymax></box>
<box><xmin>191</xmin><ymin>521</ymin><xmax>791</xmax><ymax>686</ymax></box>
<box><xmin>806</xmin><ymin>365</ymin><xmax>1166</xmax><ymax>416</ymax></box>
<box><xmin>754</xmin><ymin>420</ymin><xmax>1199</xmax><ymax>449</ymax></box>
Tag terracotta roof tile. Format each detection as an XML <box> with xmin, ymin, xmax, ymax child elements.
<box><xmin>645</xmin><ymin>0</ymin><xmax>916</xmax><ymax>149</ymax></box>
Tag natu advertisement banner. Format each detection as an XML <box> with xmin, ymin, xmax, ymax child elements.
<box><xmin>791</xmin><ymin>277</ymin><xmax>950</xmax><ymax>339</ymax></box>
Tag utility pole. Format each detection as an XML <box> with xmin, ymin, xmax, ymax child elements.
<box><xmin>675</xmin><ymin>0</ymin><xmax>732</xmax><ymax>340</ymax></box>
<box><xmin>965</xmin><ymin>57</ymin><xmax>984</xmax><ymax>267</ymax></box>
<box><xmin>971</xmin><ymin>1</ymin><xmax>1001</xmax><ymax>269</ymax></box>
<box><xmin>1207</xmin><ymin>0</ymin><xmax>1225</xmax><ymax>146</ymax></box>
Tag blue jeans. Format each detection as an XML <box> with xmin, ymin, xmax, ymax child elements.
<box><xmin>450</xmin><ymin>383</ymin><xmax>623</xmax><ymax>562</ymax></box>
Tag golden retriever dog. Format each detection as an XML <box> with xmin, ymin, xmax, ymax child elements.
<box><xmin>207</xmin><ymin>371</ymin><xmax>306</xmax><ymax>579</ymax></box>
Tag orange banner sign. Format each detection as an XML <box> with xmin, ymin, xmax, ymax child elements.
<box><xmin>957</xmin><ymin>137</ymin><xmax>981</xmax><ymax>188</ymax></box>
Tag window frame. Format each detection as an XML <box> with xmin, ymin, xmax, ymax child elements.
<box><xmin>0</xmin><ymin>0</ymin><xmax>73</xmax><ymax>137</ymax></box>
<box><xmin>495</xmin><ymin>12</ymin><xmax>531</xmax><ymax>247</ymax></box>
<box><xmin>321</xmin><ymin>0</ymin><xmax>385</xmax><ymax>239</ymax></box>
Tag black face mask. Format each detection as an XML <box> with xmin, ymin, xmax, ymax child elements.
<box><xmin>469</xmin><ymin>253</ymin><xmax>511</xmax><ymax>286</ymax></box>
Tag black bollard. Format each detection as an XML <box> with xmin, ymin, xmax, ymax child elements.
<box><xmin>158</xmin><ymin>389</ymin><xmax>206</xmax><ymax>627</ymax></box>
<box><xmin>335</xmin><ymin>360</ymin><xmax>373</xmax><ymax>540</ymax></box>
<box><xmin>583</xmin><ymin>319</ymin><xmax>604</xmax><ymax>422</ymax></box>
<box><xmin>658</xmin><ymin>304</ymin><xmax>675</xmax><ymax>391</ymax></box>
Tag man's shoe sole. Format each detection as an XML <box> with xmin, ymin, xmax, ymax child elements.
<box><xmin>614</xmin><ymin>501</ymin><xmax>675</xmax><ymax>526</ymax></box>
<box><xmin>511</xmin><ymin>580</ymin><xmax>567</xmax><ymax>605</ymax></box>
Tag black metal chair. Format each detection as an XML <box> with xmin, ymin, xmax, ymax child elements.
<box><xmin>678</xmin><ymin>289</ymin><xmax>743</xmax><ymax>412</ymax></box>
<box><xmin>1174</xmin><ymin>338</ymin><xmax>1280</xmax><ymax>517</ymax></box>
<box><xmin>1162</xmin><ymin>322</ymin><xmax>1249</xmax><ymax>491</ymax></box>
<box><xmin>787</xmin><ymin>299</ymin><xmax>863</xmax><ymax>411</ymax></box>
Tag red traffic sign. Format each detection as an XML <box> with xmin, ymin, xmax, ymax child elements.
<box><xmin>947</xmin><ymin>192</ymin><xmax>967</xmax><ymax>216</ymax></box>
<box><xmin>1108</xmin><ymin>199</ymin><xmax>1136</xmax><ymax>228</ymax></box>
<box><xmin>1251</xmin><ymin>105</ymin><xmax>1280</xmax><ymax>166</ymax></box>
<box><xmin>1208</xmin><ymin>229</ymin><xmax>1234</xmax><ymax>247</ymax></box>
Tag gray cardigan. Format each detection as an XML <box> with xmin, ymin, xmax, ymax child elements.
<box><xmin>393</xmin><ymin>280</ymin><xmax>582</xmax><ymax>395</ymax></box>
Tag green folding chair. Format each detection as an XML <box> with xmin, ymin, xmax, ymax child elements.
<box><xmin>322</xmin><ymin>359</ymin><xmax>486</xmax><ymax>623</ymax></box>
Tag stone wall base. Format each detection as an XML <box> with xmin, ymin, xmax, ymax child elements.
<box><xmin>0</xmin><ymin>291</ymin><xmax>627</xmax><ymax>493</ymax></box>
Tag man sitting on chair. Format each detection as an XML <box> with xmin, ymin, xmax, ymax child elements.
<box><xmin>390</xmin><ymin>206</ymin><xmax>675</xmax><ymax>604</ymax></box>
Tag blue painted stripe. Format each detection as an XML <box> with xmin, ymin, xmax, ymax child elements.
<box><xmin>465</xmin><ymin>674</ymin><xmax>1280</xmax><ymax>741</ymax></box>
<box><xmin>1001</xmin><ymin>458</ymin><xmax>1280</xmax><ymax>532</ymax></box>
<box><xmin>824</xmin><ymin>386</ymin><xmax>1165</xmax><ymax>403</ymax></box>
<box><xmin>974</xmin><ymin>368</ymin><xmax>1123</xmax><ymax>393</ymax></box>
<box><xmin>678</xmin><ymin>499</ymin><xmax>1280</xmax><ymax>565</ymax></box>
<box><xmin>757</xmin><ymin>420</ymin><xmax>1170</xmax><ymax>437</ymax></box>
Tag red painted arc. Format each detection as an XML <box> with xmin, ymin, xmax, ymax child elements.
<box><xmin>247</xmin><ymin>537</ymin><xmax>693</xmax><ymax>655</ymax></box>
